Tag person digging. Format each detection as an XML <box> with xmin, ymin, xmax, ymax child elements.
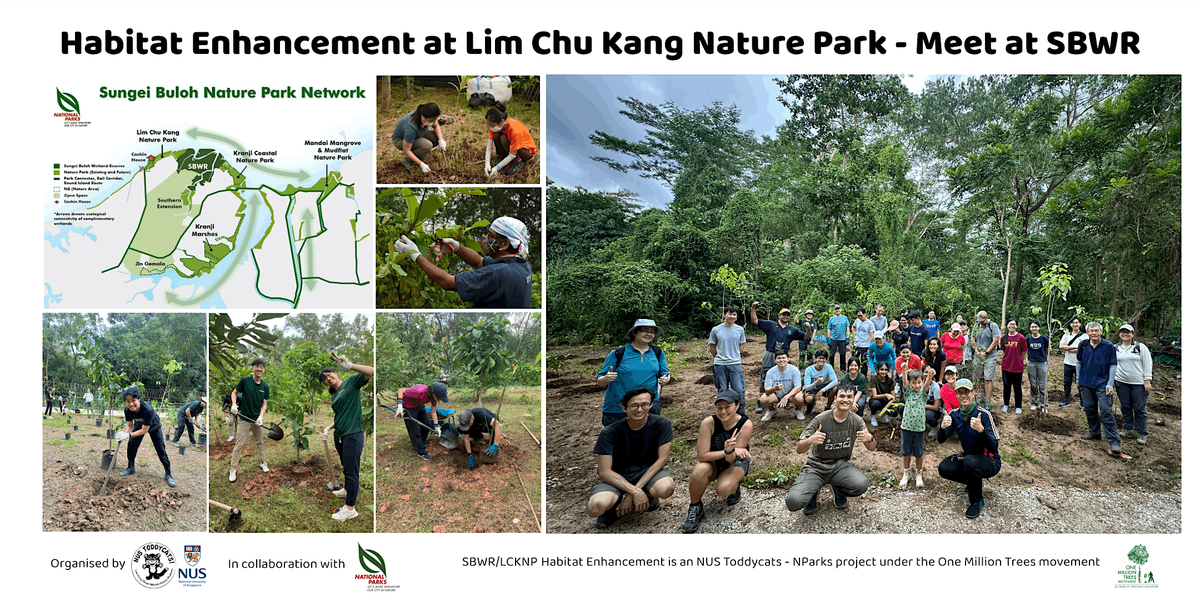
<box><xmin>318</xmin><ymin>351</ymin><xmax>374</xmax><ymax>522</ymax></box>
<box><xmin>395</xmin><ymin>382</ymin><xmax>451</xmax><ymax>461</ymax></box>
<box><xmin>114</xmin><ymin>386</ymin><xmax>176</xmax><ymax>488</ymax></box>
<box><xmin>229</xmin><ymin>357</ymin><xmax>270</xmax><ymax>483</ymax></box>
<box><xmin>171</xmin><ymin>398</ymin><xmax>206</xmax><ymax>446</ymax></box>
<box><xmin>456</xmin><ymin>407</ymin><xmax>502</xmax><ymax>469</ymax></box>
<box><xmin>393</xmin><ymin>216</ymin><xmax>532</xmax><ymax>308</ymax></box>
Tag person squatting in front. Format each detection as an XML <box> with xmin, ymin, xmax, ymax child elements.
<box><xmin>394</xmin><ymin>216</ymin><xmax>533</xmax><ymax>309</ymax></box>
<box><xmin>395</xmin><ymin>382</ymin><xmax>451</xmax><ymax>461</ymax></box>
<box><xmin>937</xmin><ymin>378</ymin><xmax>1001</xmax><ymax>519</ymax></box>
<box><xmin>800</xmin><ymin>349</ymin><xmax>839</xmax><ymax>417</ymax></box>
<box><xmin>456</xmin><ymin>407</ymin><xmax>502</xmax><ymax>469</ymax></box>
<box><xmin>784</xmin><ymin>382</ymin><xmax>877</xmax><ymax>516</ymax></box>
<box><xmin>318</xmin><ymin>351</ymin><xmax>373</xmax><ymax>522</ymax></box>
<box><xmin>758</xmin><ymin>351</ymin><xmax>803</xmax><ymax>422</ymax></box>
<box><xmin>682</xmin><ymin>390</ymin><xmax>753</xmax><ymax>533</ymax></box>
<box><xmin>115</xmin><ymin>386</ymin><xmax>176</xmax><ymax>487</ymax></box>
<box><xmin>587</xmin><ymin>387</ymin><xmax>675</xmax><ymax>529</ymax></box>
<box><xmin>484</xmin><ymin>102</ymin><xmax>538</xmax><ymax>179</ymax></box>
<box><xmin>749</xmin><ymin>301</ymin><xmax>805</xmax><ymax>414</ymax></box>
<box><xmin>171</xmin><ymin>398</ymin><xmax>206</xmax><ymax>446</ymax></box>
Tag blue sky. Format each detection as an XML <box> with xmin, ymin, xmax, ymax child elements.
<box><xmin>547</xmin><ymin>74</ymin><xmax>935</xmax><ymax>208</ymax></box>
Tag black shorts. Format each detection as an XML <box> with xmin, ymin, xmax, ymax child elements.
<box><xmin>715</xmin><ymin>456</ymin><xmax>751</xmax><ymax>476</ymax></box>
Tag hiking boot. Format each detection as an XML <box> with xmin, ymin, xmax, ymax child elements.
<box><xmin>595</xmin><ymin>508</ymin><xmax>618</xmax><ymax>529</ymax></box>
<box><xmin>165</xmin><ymin>473</ymin><xmax>176</xmax><ymax>488</ymax></box>
<box><xmin>965</xmin><ymin>499</ymin><xmax>984</xmax><ymax>519</ymax></box>
<box><xmin>1081</xmin><ymin>432</ymin><xmax>1101</xmax><ymax>441</ymax></box>
<box><xmin>794</xmin><ymin>409</ymin><xmax>806</xmax><ymax>420</ymax></box>
<box><xmin>915</xmin><ymin>471</ymin><xmax>924</xmax><ymax>488</ymax></box>
<box><xmin>333</xmin><ymin>487</ymin><xmax>347</xmax><ymax>498</ymax></box>
<box><xmin>647</xmin><ymin>497</ymin><xmax>661</xmax><ymax>512</ymax></box>
<box><xmin>229</xmin><ymin>468</ymin><xmax>237</xmax><ymax>482</ymax></box>
<box><xmin>1058</xmin><ymin>400</ymin><xmax>1070</xmax><ymax>408</ymax></box>
<box><xmin>503</xmin><ymin>160</ymin><xmax>525</xmax><ymax>176</ymax></box>
<box><xmin>762</xmin><ymin>410</ymin><xmax>776</xmax><ymax>422</ymax></box>
<box><xmin>754</xmin><ymin>402</ymin><xmax>764</xmax><ymax>414</ymax></box>
<box><xmin>870</xmin><ymin>415</ymin><xmax>878</xmax><ymax>427</ymax></box>
<box><xmin>419</xmin><ymin>453</ymin><xmax>432</xmax><ymax>461</ymax></box>
<box><xmin>899</xmin><ymin>468</ymin><xmax>910</xmax><ymax>488</ymax></box>
<box><xmin>726</xmin><ymin>486</ymin><xmax>742</xmax><ymax>506</ymax></box>
<box><xmin>833</xmin><ymin>488</ymin><xmax>848</xmax><ymax>509</ymax></box>
<box><xmin>803</xmin><ymin>495</ymin><xmax>819</xmax><ymax>515</ymax></box>
<box><xmin>1137</xmin><ymin>435</ymin><xmax>1147</xmax><ymax>445</ymax></box>
<box><xmin>681</xmin><ymin>502</ymin><xmax>704</xmax><ymax>533</ymax></box>
<box><xmin>331</xmin><ymin>506</ymin><xmax>359</xmax><ymax>522</ymax></box>
<box><xmin>120</xmin><ymin>466</ymin><xmax>136</xmax><ymax>476</ymax></box>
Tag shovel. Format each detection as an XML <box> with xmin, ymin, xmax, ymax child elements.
<box><xmin>208</xmin><ymin>499</ymin><xmax>243</xmax><ymax>530</ymax></box>
<box><xmin>320</xmin><ymin>432</ymin><xmax>343</xmax><ymax>492</ymax></box>
<box><xmin>234</xmin><ymin>412</ymin><xmax>284</xmax><ymax>440</ymax></box>
<box><xmin>378</xmin><ymin>402</ymin><xmax>458</xmax><ymax>449</ymax></box>
<box><xmin>99</xmin><ymin>439</ymin><xmax>123</xmax><ymax>496</ymax></box>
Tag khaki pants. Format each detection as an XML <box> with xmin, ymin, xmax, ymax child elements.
<box><xmin>226</xmin><ymin>413</ymin><xmax>237</xmax><ymax>438</ymax></box>
<box><xmin>231</xmin><ymin>420</ymin><xmax>266</xmax><ymax>469</ymax></box>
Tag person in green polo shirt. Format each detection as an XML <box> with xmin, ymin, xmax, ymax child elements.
<box><xmin>319</xmin><ymin>351</ymin><xmax>374</xmax><ymax>522</ymax></box>
<box><xmin>229</xmin><ymin>357</ymin><xmax>271</xmax><ymax>483</ymax></box>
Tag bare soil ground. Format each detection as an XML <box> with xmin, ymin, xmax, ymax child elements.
<box><xmin>376</xmin><ymin>85</ymin><xmax>540</xmax><ymax>185</ymax></box>
<box><xmin>42</xmin><ymin>413</ymin><xmax>207</xmax><ymax>531</ymax></box>
<box><xmin>546</xmin><ymin>334</ymin><xmax>1182</xmax><ymax>534</ymax></box>
<box><xmin>375</xmin><ymin>387</ymin><xmax>542</xmax><ymax>532</ymax></box>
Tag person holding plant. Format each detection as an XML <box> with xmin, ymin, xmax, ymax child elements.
<box><xmin>391</xmin><ymin>102</ymin><xmax>445</xmax><ymax>174</ymax></box>
<box><xmin>229</xmin><ymin>358</ymin><xmax>270</xmax><ymax>483</ymax></box>
<box><xmin>937</xmin><ymin>379</ymin><xmax>1001</xmax><ymax>519</ymax></box>
<box><xmin>708</xmin><ymin>306</ymin><xmax>748</xmax><ymax>415</ymax></box>
<box><xmin>784</xmin><ymin>382</ymin><xmax>877</xmax><ymax>516</ymax></box>
<box><xmin>484</xmin><ymin>102</ymin><xmax>537</xmax><ymax>179</ymax></box>
<box><xmin>1058</xmin><ymin>316</ymin><xmax>1086</xmax><ymax>407</ymax></box>
<box><xmin>1026</xmin><ymin>321</ymin><xmax>1050</xmax><ymax>412</ymax></box>
<box><xmin>455</xmin><ymin>407</ymin><xmax>502</xmax><ymax>469</ymax></box>
<box><xmin>999</xmin><ymin>318</ymin><xmax>1028</xmax><ymax>414</ymax></box>
<box><xmin>1114</xmin><ymin>324</ymin><xmax>1153</xmax><ymax>446</ymax></box>
<box><xmin>597</xmin><ymin>318</ymin><xmax>671</xmax><ymax>426</ymax></box>
<box><xmin>682</xmin><ymin>390</ymin><xmax>753</xmax><ymax>533</ymax></box>
<box><xmin>171</xmin><ymin>398</ymin><xmax>207</xmax><ymax>446</ymax></box>
<box><xmin>395</xmin><ymin>216</ymin><xmax>532</xmax><ymax>308</ymax></box>
<box><xmin>394</xmin><ymin>382</ymin><xmax>451</xmax><ymax>461</ymax></box>
<box><xmin>319</xmin><ymin>351</ymin><xmax>374</xmax><ymax>522</ymax></box>
<box><xmin>115</xmin><ymin>386</ymin><xmax>176</xmax><ymax>488</ymax></box>
<box><xmin>587</xmin><ymin>388</ymin><xmax>675</xmax><ymax>529</ymax></box>
<box><xmin>749</xmin><ymin>301</ymin><xmax>804</xmax><ymax>413</ymax></box>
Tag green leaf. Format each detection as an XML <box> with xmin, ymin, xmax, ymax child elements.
<box><xmin>358</xmin><ymin>544</ymin><xmax>387</xmax><ymax>577</ymax></box>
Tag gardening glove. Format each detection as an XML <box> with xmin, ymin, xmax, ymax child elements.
<box><xmin>467</xmin><ymin>455</ymin><xmax>477</xmax><ymax>469</ymax></box>
<box><xmin>434</xmin><ymin>424</ymin><xmax>442</xmax><ymax>436</ymax></box>
<box><xmin>487</xmin><ymin>167</ymin><xmax>499</xmax><ymax>180</ymax></box>
<box><xmin>439</xmin><ymin>237</ymin><xmax>460</xmax><ymax>251</ymax></box>
<box><xmin>485</xmin><ymin>443</ymin><xmax>499</xmax><ymax>457</ymax></box>
<box><xmin>393</xmin><ymin>236</ymin><xmax>420</xmax><ymax>261</ymax></box>
<box><xmin>115</xmin><ymin>431</ymin><xmax>130</xmax><ymax>442</ymax></box>
<box><xmin>230</xmin><ymin>404</ymin><xmax>239</xmax><ymax>415</ymax></box>
<box><xmin>483</xmin><ymin>164</ymin><xmax>493</xmax><ymax>177</ymax></box>
<box><xmin>330</xmin><ymin>350</ymin><xmax>352</xmax><ymax>370</ymax></box>
<box><xmin>419</xmin><ymin>162</ymin><xmax>431</xmax><ymax>174</ymax></box>
<box><xmin>437</xmin><ymin>139</ymin><xmax>447</xmax><ymax>151</ymax></box>
<box><xmin>255</xmin><ymin>416</ymin><xmax>263</xmax><ymax>427</ymax></box>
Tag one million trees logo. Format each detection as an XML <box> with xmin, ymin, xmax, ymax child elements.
<box><xmin>55</xmin><ymin>88</ymin><xmax>81</xmax><ymax>121</ymax></box>
<box><xmin>1114</xmin><ymin>544</ymin><xmax>1157</xmax><ymax>588</ymax></box>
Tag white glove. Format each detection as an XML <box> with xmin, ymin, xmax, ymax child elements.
<box><xmin>393</xmin><ymin>236</ymin><xmax>420</xmax><ymax>261</ymax></box>
<box><xmin>331</xmin><ymin>350</ymin><xmax>352</xmax><ymax>370</ymax></box>
<box><xmin>437</xmin><ymin>139</ymin><xmax>447</xmax><ymax>151</ymax></box>
<box><xmin>487</xmin><ymin>167</ymin><xmax>498</xmax><ymax>180</ymax></box>
<box><xmin>320</xmin><ymin>427</ymin><xmax>329</xmax><ymax>441</ymax></box>
<box><xmin>440</xmin><ymin>237</ymin><xmax>460</xmax><ymax>251</ymax></box>
<box><xmin>230</xmin><ymin>404</ymin><xmax>239</xmax><ymax>415</ymax></box>
<box><xmin>255</xmin><ymin>416</ymin><xmax>263</xmax><ymax>427</ymax></box>
<box><xmin>483</xmin><ymin>164</ymin><xmax>492</xmax><ymax>177</ymax></box>
<box><xmin>419</xmin><ymin>162</ymin><xmax>431</xmax><ymax>174</ymax></box>
<box><xmin>115</xmin><ymin>431</ymin><xmax>130</xmax><ymax>442</ymax></box>
<box><xmin>434</xmin><ymin>424</ymin><xmax>442</xmax><ymax>436</ymax></box>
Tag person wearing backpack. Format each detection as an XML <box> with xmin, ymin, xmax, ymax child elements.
<box><xmin>1114</xmin><ymin>324</ymin><xmax>1154</xmax><ymax>446</ymax></box>
<box><xmin>597</xmin><ymin>319</ymin><xmax>671</xmax><ymax>426</ymax></box>
<box><xmin>1058</xmin><ymin>316</ymin><xmax>1086</xmax><ymax>407</ymax></box>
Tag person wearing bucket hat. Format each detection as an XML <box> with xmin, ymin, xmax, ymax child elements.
<box><xmin>682</xmin><ymin>390</ymin><xmax>754</xmax><ymax>533</ymax></box>
<box><xmin>318</xmin><ymin>351</ymin><xmax>374</xmax><ymax>522</ymax></box>
<box><xmin>1114</xmin><ymin>324</ymin><xmax>1153</xmax><ymax>446</ymax></box>
<box><xmin>171</xmin><ymin>398</ymin><xmax>206</xmax><ymax>446</ymax></box>
<box><xmin>395</xmin><ymin>381</ymin><xmax>452</xmax><ymax>460</ymax></box>
<box><xmin>456</xmin><ymin>407</ymin><xmax>502</xmax><ymax>469</ymax></box>
<box><xmin>749</xmin><ymin>301</ymin><xmax>805</xmax><ymax>413</ymax></box>
<box><xmin>116</xmin><ymin>386</ymin><xmax>176</xmax><ymax>488</ymax></box>
<box><xmin>587</xmin><ymin>387</ymin><xmax>675</xmax><ymax>529</ymax></box>
<box><xmin>937</xmin><ymin>378</ymin><xmax>1001</xmax><ymax>519</ymax></box>
<box><xmin>597</xmin><ymin>318</ymin><xmax>670</xmax><ymax>426</ymax></box>
<box><xmin>230</xmin><ymin>357</ymin><xmax>271</xmax><ymax>483</ymax></box>
<box><xmin>394</xmin><ymin>216</ymin><xmax>532</xmax><ymax>308</ymax></box>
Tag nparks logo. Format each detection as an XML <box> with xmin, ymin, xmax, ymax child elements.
<box><xmin>1114</xmin><ymin>544</ymin><xmax>1158</xmax><ymax>588</ymax></box>
<box><xmin>54</xmin><ymin>88</ymin><xmax>90</xmax><ymax>127</ymax></box>
<box><xmin>355</xmin><ymin>543</ymin><xmax>388</xmax><ymax>586</ymax></box>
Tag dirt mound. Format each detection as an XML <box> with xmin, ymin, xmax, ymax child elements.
<box><xmin>47</xmin><ymin>477</ymin><xmax>192</xmax><ymax>532</ymax></box>
<box><xmin>241</xmin><ymin>457</ymin><xmax>328</xmax><ymax>500</ymax></box>
<box><xmin>1047</xmin><ymin>390</ymin><xmax>1065</xmax><ymax>403</ymax></box>
<box><xmin>1017</xmin><ymin>411</ymin><xmax>1078</xmax><ymax>436</ymax></box>
<box><xmin>695</xmin><ymin>374</ymin><xmax>714</xmax><ymax>385</ymax></box>
<box><xmin>547</xmin><ymin>378</ymin><xmax>573</xmax><ymax>389</ymax></box>
<box><xmin>1149</xmin><ymin>402</ymin><xmax>1180</xmax><ymax>417</ymax></box>
<box><xmin>569</xmin><ymin>383</ymin><xmax>605</xmax><ymax>394</ymax></box>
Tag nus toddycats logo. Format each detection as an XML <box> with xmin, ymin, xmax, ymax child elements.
<box><xmin>131</xmin><ymin>542</ymin><xmax>176</xmax><ymax>589</ymax></box>
<box><xmin>1114</xmin><ymin>544</ymin><xmax>1157</xmax><ymax>588</ymax></box>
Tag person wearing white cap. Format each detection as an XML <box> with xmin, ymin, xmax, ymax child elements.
<box><xmin>394</xmin><ymin>216</ymin><xmax>533</xmax><ymax>308</ymax></box>
<box><xmin>1114</xmin><ymin>324</ymin><xmax>1153</xmax><ymax>445</ymax></box>
<box><xmin>596</xmin><ymin>319</ymin><xmax>671</xmax><ymax>426</ymax></box>
<box><xmin>940</xmin><ymin>322</ymin><xmax>968</xmax><ymax>378</ymax></box>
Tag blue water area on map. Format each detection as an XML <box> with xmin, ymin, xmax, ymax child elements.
<box><xmin>45</xmin><ymin>225</ymin><xmax>97</xmax><ymax>253</ymax></box>
<box><xmin>44</xmin><ymin>283</ymin><xmax>63</xmax><ymax>308</ymax></box>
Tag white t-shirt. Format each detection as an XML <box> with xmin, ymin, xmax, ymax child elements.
<box><xmin>1060</xmin><ymin>330</ymin><xmax>1087</xmax><ymax>367</ymax></box>
<box><xmin>764</xmin><ymin>364</ymin><xmax>802</xmax><ymax>393</ymax></box>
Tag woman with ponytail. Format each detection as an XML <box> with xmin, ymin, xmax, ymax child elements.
<box><xmin>391</xmin><ymin>102</ymin><xmax>445</xmax><ymax>174</ymax></box>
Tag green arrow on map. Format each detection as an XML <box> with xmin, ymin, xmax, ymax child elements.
<box><xmin>185</xmin><ymin>127</ymin><xmax>310</xmax><ymax>181</ymax></box>
<box><xmin>301</xmin><ymin>207</ymin><xmax>318</xmax><ymax>292</ymax></box>
<box><xmin>165</xmin><ymin>192</ymin><xmax>264</xmax><ymax>306</ymax></box>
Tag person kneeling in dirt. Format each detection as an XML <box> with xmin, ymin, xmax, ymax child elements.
<box><xmin>391</xmin><ymin>102</ymin><xmax>446</xmax><ymax>174</ymax></box>
<box><xmin>115</xmin><ymin>386</ymin><xmax>176</xmax><ymax>488</ymax></box>
<box><xmin>588</xmin><ymin>387</ymin><xmax>675</xmax><ymax>529</ymax></box>
<box><xmin>456</xmin><ymin>407</ymin><xmax>502</xmax><ymax>469</ymax></box>
<box><xmin>484</xmin><ymin>103</ymin><xmax>537</xmax><ymax>179</ymax></box>
<box><xmin>394</xmin><ymin>216</ymin><xmax>532</xmax><ymax>308</ymax></box>
<box><xmin>172</xmin><ymin>398</ymin><xmax>206</xmax><ymax>446</ymax></box>
<box><xmin>682</xmin><ymin>390</ymin><xmax>753</xmax><ymax>533</ymax></box>
<box><xmin>759</xmin><ymin>351</ymin><xmax>803</xmax><ymax>422</ymax></box>
<box><xmin>395</xmin><ymin>382</ymin><xmax>451</xmax><ymax>461</ymax></box>
<box><xmin>936</xmin><ymin>379</ymin><xmax>1001</xmax><ymax>519</ymax></box>
<box><xmin>319</xmin><ymin>351</ymin><xmax>374</xmax><ymax>522</ymax></box>
<box><xmin>784</xmin><ymin>382</ymin><xmax>876</xmax><ymax>515</ymax></box>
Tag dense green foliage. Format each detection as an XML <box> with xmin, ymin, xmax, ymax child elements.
<box><xmin>550</xmin><ymin>75</ymin><xmax>1180</xmax><ymax>343</ymax></box>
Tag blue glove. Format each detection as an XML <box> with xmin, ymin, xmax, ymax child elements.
<box><xmin>485</xmin><ymin>444</ymin><xmax>499</xmax><ymax>457</ymax></box>
<box><xmin>467</xmin><ymin>455</ymin><xmax>477</xmax><ymax>469</ymax></box>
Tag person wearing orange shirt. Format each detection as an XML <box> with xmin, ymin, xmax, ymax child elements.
<box><xmin>484</xmin><ymin>102</ymin><xmax>537</xmax><ymax>178</ymax></box>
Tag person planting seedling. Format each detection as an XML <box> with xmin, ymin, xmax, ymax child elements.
<box><xmin>394</xmin><ymin>382</ymin><xmax>451</xmax><ymax>461</ymax></box>
<box><xmin>394</xmin><ymin>216</ymin><xmax>532</xmax><ymax>308</ymax></box>
<box><xmin>115</xmin><ymin>386</ymin><xmax>176</xmax><ymax>488</ymax></box>
<box><xmin>483</xmin><ymin>102</ymin><xmax>537</xmax><ymax>179</ymax></box>
<box><xmin>455</xmin><ymin>407</ymin><xmax>502</xmax><ymax>469</ymax></box>
<box><xmin>229</xmin><ymin>358</ymin><xmax>270</xmax><ymax>483</ymax></box>
<box><xmin>391</xmin><ymin>102</ymin><xmax>446</xmax><ymax>174</ymax></box>
<box><xmin>318</xmin><ymin>351</ymin><xmax>374</xmax><ymax>522</ymax></box>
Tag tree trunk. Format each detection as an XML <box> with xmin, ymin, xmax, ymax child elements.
<box><xmin>1011</xmin><ymin>259</ymin><xmax>1025</xmax><ymax>313</ymax></box>
<box><xmin>379</xmin><ymin>76</ymin><xmax>391</xmax><ymax>109</ymax></box>
<box><xmin>1109</xmin><ymin>248</ymin><xmax>1127</xmax><ymax>316</ymax></box>
<box><xmin>1000</xmin><ymin>236</ymin><xmax>1013</xmax><ymax>326</ymax></box>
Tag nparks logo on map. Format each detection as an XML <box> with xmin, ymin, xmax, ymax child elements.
<box><xmin>54</xmin><ymin>88</ymin><xmax>89</xmax><ymax>127</ymax></box>
<box><xmin>1114</xmin><ymin>544</ymin><xmax>1158</xmax><ymax>588</ymax></box>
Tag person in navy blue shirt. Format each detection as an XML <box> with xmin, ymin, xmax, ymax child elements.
<box><xmin>394</xmin><ymin>216</ymin><xmax>532</xmax><ymax>308</ymax></box>
<box><xmin>749</xmin><ymin>301</ymin><xmax>804</xmax><ymax>413</ymax></box>
<box><xmin>1077</xmin><ymin>322</ymin><xmax>1121</xmax><ymax>455</ymax></box>
<box><xmin>906</xmin><ymin>312</ymin><xmax>934</xmax><ymax>357</ymax></box>
<box><xmin>115</xmin><ymin>386</ymin><xmax>176</xmax><ymax>488</ymax></box>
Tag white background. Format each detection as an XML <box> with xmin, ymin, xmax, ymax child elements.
<box><xmin>6</xmin><ymin>1</ymin><xmax>1195</xmax><ymax>598</ymax></box>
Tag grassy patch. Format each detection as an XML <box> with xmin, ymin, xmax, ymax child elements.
<box><xmin>46</xmin><ymin>438</ymin><xmax>80</xmax><ymax>448</ymax></box>
<box><xmin>744</xmin><ymin>461</ymin><xmax>802</xmax><ymax>490</ymax></box>
<box><xmin>1006</xmin><ymin>439</ymin><xmax>1041</xmax><ymax>467</ymax></box>
<box><xmin>1052</xmin><ymin>448</ymin><xmax>1073</xmax><ymax>463</ymax></box>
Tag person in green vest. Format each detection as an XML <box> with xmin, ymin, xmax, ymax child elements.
<box><xmin>319</xmin><ymin>351</ymin><xmax>374</xmax><ymax>522</ymax></box>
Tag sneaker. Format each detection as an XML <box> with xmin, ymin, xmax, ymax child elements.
<box><xmin>927</xmin><ymin>427</ymin><xmax>938</xmax><ymax>438</ymax></box>
<box><xmin>1080</xmin><ymin>432</ymin><xmax>1101</xmax><ymax>441</ymax></box>
<box><xmin>726</xmin><ymin>486</ymin><xmax>742</xmax><ymax>506</ymax></box>
<box><xmin>227</xmin><ymin>435</ymin><xmax>235</xmax><ymax>442</ymax></box>
<box><xmin>595</xmin><ymin>508</ymin><xmax>618</xmax><ymax>529</ymax></box>
<box><xmin>647</xmin><ymin>497</ymin><xmax>661</xmax><ymax>512</ymax></box>
<box><xmin>120</xmin><ymin>466</ymin><xmax>136</xmax><ymax>476</ymax></box>
<box><xmin>899</xmin><ymin>468</ymin><xmax>910</xmax><ymax>488</ymax></box>
<box><xmin>1015</xmin><ymin>408</ymin><xmax>1022</xmax><ymax>414</ymax></box>
<box><xmin>794</xmin><ymin>409</ymin><xmax>806</xmax><ymax>421</ymax></box>
<box><xmin>165</xmin><ymin>474</ymin><xmax>176</xmax><ymax>487</ymax></box>
<box><xmin>915</xmin><ymin>471</ymin><xmax>924</xmax><ymax>488</ymax></box>
<box><xmin>229</xmin><ymin>469</ymin><xmax>237</xmax><ymax>482</ymax></box>
<box><xmin>802</xmin><ymin>495</ymin><xmax>819</xmax><ymax>515</ymax></box>
<box><xmin>1137</xmin><ymin>435</ymin><xmax>1147</xmax><ymax>445</ymax></box>
<box><xmin>333</xmin><ymin>487</ymin><xmax>347</xmax><ymax>498</ymax></box>
<box><xmin>1002</xmin><ymin>405</ymin><xmax>1008</xmax><ymax>413</ymax></box>
<box><xmin>881</xmin><ymin>414</ymin><xmax>890</xmax><ymax>424</ymax></box>
<box><xmin>762</xmin><ymin>410</ymin><xmax>776</xmax><ymax>422</ymax></box>
<box><xmin>503</xmin><ymin>160</ymin><xmax>525</xmax><ymax>176</ymax></box>
<box><xmin>419</xmin><ymin>453</ymin><xmax>432</xmax><ymax>461</ymax></box>
<box><xmin>754</xmin><ymin>402</ymin><xmax>764</xmax><ymax>414</ymax></box>
<box><xmin>331</xmin><ymin>506</ymin><xmax>359</xmax><ymax>522</ymax></box>
<box><xmin>965</xmin><ymin>499</ymin><xmax>984</xmax><ymax>519</ymax></box>
<box><xmin>833</xmin><ymin>489</ymin><xmax>848</xmax><ymax>509</ymax></box>
<box><xmin>1109</xmin><ymin>444</ymin><xmax>1122</xmax><ymax>455</ymax></box>
<box><xmin>1058</xmin><ymin>400</ymin><xmax>1070</xmax><ymax>408</ymax></box>
<box><xmin>870</xmin><ymin>415</ymin><xmax>878</xmax><ymax>427</ymax></box>
<box><xmin>681</xmin><ymin>502</ymin><xmax>704</xmax><ymax>533</ymax></box>
<box><xmin>260</xmin><ymin>462</ymin><xmax>269</xmax><ymax>472</ymax></box>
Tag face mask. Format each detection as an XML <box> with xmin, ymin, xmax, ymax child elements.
<box><xmin>425</xmin><ymin>120</ymin><xmax>437</xmax><ymax>128</ymax></box>
<box><xmin>490</xmin><ymin>124</ymin><xmax>503</xmax><ymax>133</ymax></box>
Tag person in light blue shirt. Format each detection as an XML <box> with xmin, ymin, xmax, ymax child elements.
<box><xmin>800</xmin><ymin>350</ymin><xmax>839</xmax><ymax>418</ymax></box>
<box><xmin>923</xmin><ymin>310</ymin><xmax>941</xmax><ymax>336</ymax></box>
<box><xmin>867</xmin><ymin>331</ymin><xmax>896</xmax><ymax>374</ymax></box>
<box><xmin>826</xmin><ymin>305</ymin><xmax>850</xmax><ymax>372</ymax></box>
<box><xmin>759</xmin><ymin>352</ymin><xmax>804</xmax><ymax>421</ymax></box>
<box><xmin>851</xmin><ymin>308</ymin><xmax>877</xmax><ymax>366</ymax></box>
<box><xmin>708</xmin><ymin>307</ymin><xmax>747</xmax><ymax>415</ymax></box>
<box><xmin>597</xmin><ymin>319</ymin><xmax>672</xmax><ymax>426</ymax></box>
